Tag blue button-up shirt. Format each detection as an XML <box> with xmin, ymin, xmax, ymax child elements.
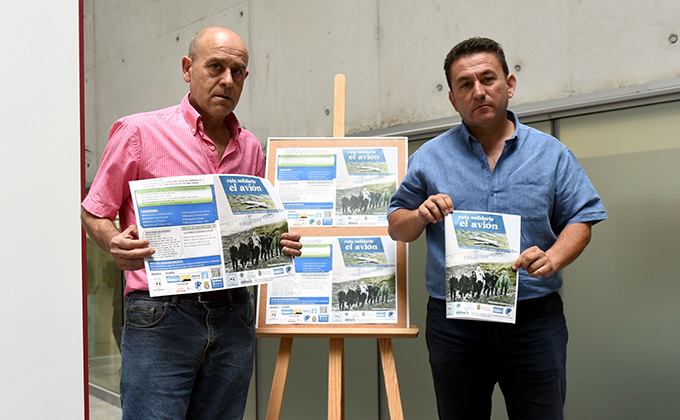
<box><xmin>389</xmin><ymin>111</ymin><xmax>607</xmax><ymax>300</ymax></box>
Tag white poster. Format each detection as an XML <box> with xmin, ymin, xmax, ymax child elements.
<box><xmin>265</xmin><ymin>236</ymin><xmax>398</xmax><ymax>324</ymax></box>
<box><xmin>130</xmin><ymin>174</ymin><xmax>295</xmax><ymax>297</ymax></box>
<box><xmin>445</xmin><ymin>211</ymin><xmax>521</xmax><ymax>323</ymax></box>
<box><xmin>271</xmin><ymin>142</ymin><xmax>399</xmax><ymax>227</ymax></box>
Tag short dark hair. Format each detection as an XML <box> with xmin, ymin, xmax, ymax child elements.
<box><xmin>443</xmin><ymin>37</ymin><xmax>509</xmax><ymax>91</ymax></box>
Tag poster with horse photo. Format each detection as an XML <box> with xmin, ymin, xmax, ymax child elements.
<box><xmin>444</xmin><ymin>211</ymin><xmax>521</xmax><ymax>323</ymax></box>
<box><xmin>130</xmin><ymin>174</ymin><xmax>295</xmax><ymax>297</ymax></box>
<box><xmin>264</xmin><ymin>236</ymin><xmax>398</xmax><ymax>324</ymax></box>
<box><xmin>268</xmin><ymin>140</ymin><xmax>401</xmax><ymax>228</ymax></box>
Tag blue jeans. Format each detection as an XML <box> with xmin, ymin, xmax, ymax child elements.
<box><xmin>120</xmin><ymin>290</ymin><xmax>255</xmax><ymax>420</ymax></box>
<box><xmin>426</xmin><ymin>294</ymin><xmax>568</xmax><ymax>420</ymax></box>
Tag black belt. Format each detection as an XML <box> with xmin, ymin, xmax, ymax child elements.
<box><xmin>128</xmin><ymin>287</ymin><xmax>252</xmax><ymax>305</ymax></box>
<box><xmin>429</xmin><ymin>291</ymin><xmax>563</xmax><ymax>322</ymax></box>
<box><xmin>516</xmin><ymin>292</ymin><xmax>563</xmax><ymax>321</ymax></box>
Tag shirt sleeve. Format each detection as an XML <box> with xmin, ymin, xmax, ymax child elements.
<box><xmin>255</xmin><ymin>145</ymin><xmax>265</xmax><ymax>178</ymax></box>
<box><xmin>551</xmin><ymin>148</ymin><xmax>607</xmax><ymax>233</ymax></box>
<box><xmin>81</xmin><ymin>119</ymin><xmax>141</xmax><ymax>220</ymax></box>
<box><xmin>388</xmin><ymin>151</ymin><xmax>428</xmax><ymax>216</ymax></box>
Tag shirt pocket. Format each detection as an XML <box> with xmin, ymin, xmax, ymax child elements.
<box><xmin>504</xmin><ymin>179</ymin><xmax>553</xmax><ymax>222</ymax></box>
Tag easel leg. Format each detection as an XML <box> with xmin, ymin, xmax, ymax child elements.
<box><xmin>379</xmin><ymin>338</ymin><xmax>404</xmax><ymax>420</ymax></box>
<box><xmin>328</xmin><ymin>337</ymin><xmax>345</xmax><ymax>420</ymax></box>
<box><xmin>266</xmin><ymin>337</ymin><xmax>293</xmax><ymax>420</ymax></box>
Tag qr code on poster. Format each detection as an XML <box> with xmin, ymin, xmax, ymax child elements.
<box><xmin>320</xmin><ymin>306</ymin><xmax>328</xmax><ymax>314</ymax></box>
<box><xmin>323</xmin><ymin>211</ymin><xmax>332</xmax><ymax>217</ymax></box>
<box><xmin>210</xmin><ymin>266</ymin><xmax>222</xmax><ymax>278</ymax></box>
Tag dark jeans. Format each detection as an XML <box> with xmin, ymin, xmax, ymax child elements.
<box><xmin>120</xmin><ymin>289</ymin><xmax>255</xmax><ymax>420</ymax></box>
<box><xmin>426</xmin><ymin>293</ymin><xmax>568</xmax><ymax>420</ymax></box>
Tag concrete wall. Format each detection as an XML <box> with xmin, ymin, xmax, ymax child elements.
<box><xmin>85</xmin><ymin>0</ymin><xmax>680</xmax><ymax>181</ymax></box>
<box><xmin>0</xmin><ymin>0</ymin><xmax>85</xmax><ymax>418</ymax></box>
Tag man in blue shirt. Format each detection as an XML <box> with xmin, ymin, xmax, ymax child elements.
<box><xmin>388</xmin><ymin>37</ymin><xmax>606</xmax><ymax>420</ymax></box>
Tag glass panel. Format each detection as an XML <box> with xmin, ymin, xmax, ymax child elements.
<box><xmin>525</xmin><ymin>120</ymin><xmax>552</xmax><ymax>136</ymax></box>
<box><xmin>557</xmin><ymin>101</ymin><xmax>680</xmax><ymax>159</ymax></box>
<box><xmin>556</xmin><ymin>101</ymin><xmax>680</xmax><ymax>419</ymax></box>
<box><xmin>86</xmin><ymin>228</ymin><xmax>124</xmax><ymax>393</ymax></box>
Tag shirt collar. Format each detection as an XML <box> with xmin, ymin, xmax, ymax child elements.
<box><xmin>461</xmin><ymin>109</ymin><xmax>520</xmax><ymax>146</ymax></box>
<box><xmin>181</xmin><ymin>92</ymin><xmax>243</xmax><ymax>144</ymax></box>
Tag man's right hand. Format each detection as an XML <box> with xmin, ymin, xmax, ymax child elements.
<box><xmin>109</xmin><ymin>225</ymin><xmax>155</xmax><ymax>271</ymax></box>
<box><xmin>81</xmin><ymin>207</ymin><xmax>155</xmax><ymax>271</ymax></box>
<box><xmin>417</xmin><ymin>193</ymin><xmax>454</xmax><ymax>225</ymax></box>
<box><xmin>388</xmin><ymin>193</ymin><xmax>454</xmax><ymax>242</ymax></box>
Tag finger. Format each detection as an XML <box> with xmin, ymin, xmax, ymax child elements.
<box><xmin>281</xmin><ymin>245</ymin><xmax>302</xmax><ymax>257</ymax></box>
<box><xmin>441</xmin><ymin>194</ymin><xmax>454</xmax><ymax>214</ymax></box>
<box><xmin>428</xmin><ymin>196</ymin><xmax>448</xmax><ymax>219</ymax></box>
<box><xmin>432</xmin><ymin>194</ymin><xmax>454</xmax><ymax>215</ymax></box>
<box><xmin>528</xmin><ymin>264</ymin><xmax>547</xmax><ymax>277</ymax></box>
<box><xmin>520</xmin><ymin>250</ymin><xmax>553</xmax><ymax>277</ymax></box>
<box><xmin>121</xmin><ymin>224</ymin><xmax>140</xmax><ymax>240</ymax></box>
<box><xmin>528</xmin><ymin>256</ymin><xmax>555</xmax><ymax>278</ymax></box>
<box><xmin>513</xmin><ymin>247</ymin><xmax>539</xmax><ymax>271</ymax></box>
<box><xmin>109</xmin><ymin>248</ymin><xmax>153</xmax><ymax>271</ymax></box>
<box><xmin>281</xmin><ymin>231</ymin><xmax>301</xmax><ymax>241</ymax></box>
<box><xmin>417</xmin><ymin>204</ymin><xmax>437</xmax><ymax>224</ymax></box>
<box><xmin>280</xmin><ymin>238</ymin><xmax>302</xmax><ymax>251</ymax></box>
<box><xmin>112</xmin><ymin>236</ymin><xmax>151</xmax><ymax>251</ymax></box>
<box><xmin>111</xmin><ymin>246</ymin><xmax>155</xmax><ymax>261</ymax></box>
<box><xmin>112</xmin><ymin>227</ymin><xmax>150</xmax><ymax>250</ymax></box>
<box><xmin>421</xmin><ymin>200</ymin><xmax>445</xmax><ymax>223</ymax></box>
<box><xmin>513</xmin><ymin>252</ymin><xmax>528</xmax><ymax>271</ymax></box>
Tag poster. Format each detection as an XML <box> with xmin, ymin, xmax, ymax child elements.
<box><xmin>445</xmin><ymin>211</ymin><xmax>521</xmax><ymax>323</ymax></box>
<box><xmin>272</xmin><ymin>144</ymin><xmax>399</xmax><ymax>227</ymax></box>
<box><xmin>129</xmin><ymin>174</ymin><xmax>295</xmax><ymax>297</ymax></box>
<box><xmin>265</xmin><ymin>236</ymin><xmax>398</xmax><ymax>324</ymax></box>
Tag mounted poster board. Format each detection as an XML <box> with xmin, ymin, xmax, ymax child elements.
<box><xmin>257</xmin><ymin>137</ymin><xmax>410</xmax><ymax>334</ymax></box>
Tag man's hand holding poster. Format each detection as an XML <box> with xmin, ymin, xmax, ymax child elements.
<box><xmin>130</xmin><ymin>174</ymin><xmax>295</xmax><ymax>297</ymax></box>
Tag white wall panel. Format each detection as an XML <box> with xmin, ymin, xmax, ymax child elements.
<box><xmin>0</xmin><ymin>0</ymin><xmax>84</xmax><ymax>418</ymax></box>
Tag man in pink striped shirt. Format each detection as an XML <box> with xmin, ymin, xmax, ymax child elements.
<box><xmin>81</xmin><ymin>26</ymin><xmax>301</xmax><ymax>420</ymax></box>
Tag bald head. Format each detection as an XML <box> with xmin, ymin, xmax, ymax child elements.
<box><xmin>182</xmin><ymin>26</ymin><xmax>250</xmax><ymax>127</ymax></box>
<box><xmin>188</xmin><ymin>26</ymin><xmax>249</xmax><ymax>66</ymax></box>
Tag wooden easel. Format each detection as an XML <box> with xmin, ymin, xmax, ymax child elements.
<box><xmin>259</xmin><ymin>75</ymin><xmax>419</xmax><ymax>420</ymax></box>
<box><xmin>259</xmin><ymin>326</ymin><xmax>419</xmax><ymax>420</ymax></box>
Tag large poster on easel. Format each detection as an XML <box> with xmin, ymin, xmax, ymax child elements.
<box><xmin>273</xmin><ymin>143</ymin><xmax>400</xmax><ymax>227</ymax></box>
<box><xmin>257</xmin><ymin>137</ymin><xmax>410</xmax><ymax>331</ymax></box>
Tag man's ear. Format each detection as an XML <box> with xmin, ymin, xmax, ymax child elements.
<box><xmin>448</xmin><ymin>90</ymin><xmax>459</xmax><ymax>112</ymax></box>
<box><xmin>506</xmin><ymin>74</ymin><xmax>517</xmax><ymax>99</ymax></box>
<box><xmin>181</xmin><ymin>56</ymin><xmax>192</xmax><ymax>83</ymax></box>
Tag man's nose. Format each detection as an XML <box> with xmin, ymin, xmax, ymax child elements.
<box><xmin>220</xmin><ymin>69</ymin><xmax>234</xmax><ymax>86</ymax></box>
<box><xmin>472</xmin><ymin>81</ymin><xmax>485</xmax><ymax>97</ymax></box>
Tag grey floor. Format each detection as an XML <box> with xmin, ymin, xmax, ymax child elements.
<box><xmin>89</xmin><ymin>394</ymin><xmax>121</xmax><ymax>420</ymax></box>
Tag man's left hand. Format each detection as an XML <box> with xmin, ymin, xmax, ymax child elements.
<box><xmin>513</xmin><ymin>246</ymin><xmax>557</xmax><ymax>278</ymax></box>
<box><xmin>513</xmin><ymin>222</ymin><xmax>593</xmax><ymax>278</ymax></box>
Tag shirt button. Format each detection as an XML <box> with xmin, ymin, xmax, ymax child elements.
<box><xmin>490</xmin><ymin>191</ymin><xmax>496</xmax><ymax>196</ymax></box>
<box><xmin>192</xmin><ymin>129</ymin><xmax>196</xmax><ymax>134</ymax></box>
<box><xmin>210</xmin><ymin>146</ymin><xmax>216</xmax><ymax>151</ymax></box>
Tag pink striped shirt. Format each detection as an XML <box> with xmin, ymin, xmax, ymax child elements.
<box><xmin>82</xmin><ymin>93</ymin><xmax>264</xmax><ymax>295</ymax></box>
